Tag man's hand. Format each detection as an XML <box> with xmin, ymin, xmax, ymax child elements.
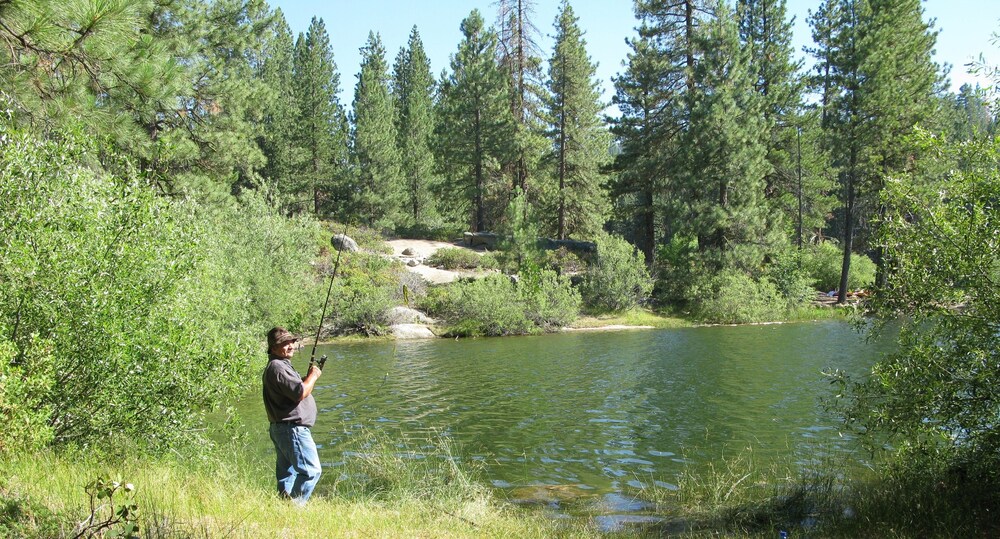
<box><xmin>301</xmin><ymin>365</ymin><xmax>322</xmax><ymax>401</ymax></box>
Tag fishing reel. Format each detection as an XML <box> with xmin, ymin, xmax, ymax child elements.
<box><xmin>310</xmin><ymin>354</ymin><xmax>328</xmax><ymax>371</ymax></box>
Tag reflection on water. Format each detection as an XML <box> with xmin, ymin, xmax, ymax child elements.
<box><xmin>239</xmin><ymin>321</ymin><xmax>894</xmax><ymax>496</ymax></box>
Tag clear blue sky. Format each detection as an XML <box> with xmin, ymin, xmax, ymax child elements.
<box><xmin>270</xmin><ymin>0</ymin><xmax>1000</xmax><ymax>108</ymax></box>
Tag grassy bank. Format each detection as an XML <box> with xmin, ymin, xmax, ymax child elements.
<box><xmin>567</xmin><ymin>305</ymin><xmax>848</xmax><ymax>331</ymax></box>
<box><xmin>0</xmin><ymin>448</ymin><xmax>609</xmax><ymax>538</ymax></box>
<box><xmin>5</xmin><ymin>438</ymin><xmax>997</xmax><ymax>537</ymax></box>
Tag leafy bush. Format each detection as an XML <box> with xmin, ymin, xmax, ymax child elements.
<box><xmin>421</xmin><ymin>275</ymin><xmax>533</xmax><ymax>336</ymax></box>
<box><xmin>518</xmin><ymin>269</ymin><xmax>582</xmax><ymax>330</ymax></box>
<box><xmin>542</xmin><ymin>247</ymin><xmax>587</xmax><ymax>274</ymax></box>
<box><xmin>330</xmin><ymin>252</ymin><xmax>398</xmax><ymax>336</ymax></box>
<box><xmin>580</xmin><ymin>234</ymin><xmax>653</xmax><ymax>312</ymax></box>
<box><xmin>0</xmin><ymin>124</ymin><xmax>322</xmax><ymax>453</ymax></box>
<box><xmin>801</xmin><ymin>241</ymin><xmax>876</xmax><ymax>292</ymax></box>
<box><xmin>425</xmin><ymin>247</ymin><xmax>493</xmax><ymax>270</ymax></box>
<box><xmin>765</xmin><ymin>247</ymin><xmax>817</xmax><ymax>307</ymax></box>
<box><xmin>688</xmin><ymin>270</ymin><xmax>785</xmax><ymax>324</ymax></box>
<box><xmin>420</xmin><ymin>270</ymin><xmax>579</xmax><ymax>337</ymax></box>
<box><xmin>0</xmin><ymin>337</ymin><xmax>55</xmax><ymax>453</ymax></box>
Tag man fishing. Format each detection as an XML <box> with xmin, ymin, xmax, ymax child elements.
<box><xmin>262</xmin><ymin>326</ymin><xmax>323</xmax><ymax>504</ymax></box>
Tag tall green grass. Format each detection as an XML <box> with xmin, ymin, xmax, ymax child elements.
<box><xmin>0</xmin><ymin>432</ymin><xmax>604</xmax><ymax>538</ymax></box>
<box><xmin>630</xmin><ymin>445</ymin><xmax>1000</xmax><ymax>537</ymax></box>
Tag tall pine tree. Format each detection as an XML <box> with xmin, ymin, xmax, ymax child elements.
<box><xmin>543</xmin><ymin>0</ymin><xmax>610</xmax><ymax>240</ymax></box>
<box><xmin>350</xmin><ymin>31</ymin><xmax>402</xmax><ymax>227</ymax></box>
<box><xmin>737</xmin><ymin>0</ymin><xmax>811</xmax><ymax>244</ymax></box>
<box><xmin>610</xmin><ymin>0</ymin><xmax>711</xmax><ymax>263</ymax></box>
<box><xmin>678</xmin><ymin>1</ymin><xmax>772</xmax><ymax>272</ymax></box>
<box><xmin>258</xmin><ymin>8</ymin><xmax>301</xmax><ymax>205</ymax></box>
<box><xmin>496</xmin><ymin>0</ymin><xmax>549</xmax><ymax>204</ymax></box>
<box><xmin>292</xmin><ymin>17</ymin><xmax>349</xmax><ymax>216</ymax></box>
<box><xmin>436</xmin><ymin>10</ymin><xmax>514</xmax><ymax>232</ymax></box>
<box><xmin>392</xmin><ymin>27</ymin><xmax>438</xmax><ymax>226</ymax></box>
<box><xmin>810</xmin><ymin>0</ymin><xmax>941</xmax><ymax>301</ymax></box>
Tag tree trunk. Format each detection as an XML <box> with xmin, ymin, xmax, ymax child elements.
<box><xmin>838</xmin><ymin>147</ymin><xmax>857</xmax><ymax>304</ymax></box>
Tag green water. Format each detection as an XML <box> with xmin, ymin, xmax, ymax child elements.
<box><xmin>240</xmin><ymin>321</ymin><xmax>893</xmax><ymax>497</ymax></box>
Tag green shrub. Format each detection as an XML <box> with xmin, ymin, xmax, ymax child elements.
<box><xmin>688</xmin><ymin>270</ymin><xmax>785</xmax><ymax>324</ymax></box>
<box><xmin>765</xmin><ymin>247</ymin><xmax>817</xmax><ymax>308</ymax></box>
<box><xmin>580</xmin><ymin>234</ymin><xmax>653</xmax><ymax>312</ymax></box>
<box><xmin>0</xmin><ymin>337</ymin><xmax>55</xmax><ymax>453</ymax></box>
<box><xmin>330</xmin><ymin>253</ymin><xmax>398</xmax><ymax>336</ymax></box>
<box><xmin>422</xmin><ymin>275</ymin><xmax>533</xmax><ymax>337</ymax></box>
<box><xmin>802</xmin><ymin>242</ymin><xmax>876</xmax><ymax>292</ymax></box>
<box><xmin>420</xmin><ymin>270</ymin><xmax>578</xmax><ymax>337</ymax></box>
<box><xmin>542</xmin><ymin>247</ymin><xmax>587</xmax><ymax>274</ymax></box>
<box><xmin>0</xmin><ymin>124</ymin><xmax>322</xmax><ymax>454</ymax></box>
<box><xmin>425</xmin><ymin>247</ymin><xmax>492</xmax><ymax>270</ymax></box>
<box><xmin>518</xmin><ymin>269</ymin><xmax>581</xmax><ymax>330</ymax></box>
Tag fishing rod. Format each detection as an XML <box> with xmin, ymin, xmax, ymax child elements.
<box><xmin>309</xmin><ymin>224</ymin><xmax>350</xmax><ymax>371</ymax></box>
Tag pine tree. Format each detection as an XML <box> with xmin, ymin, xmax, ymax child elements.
<box><xmin>350</xmin><ymin>31</ymin><xmax>402</xmax><ymax>228</ymax></box>
<box><xmin>496</xmin><ymin>0</ymin><xmax>549</xmax><ymax>203</ymax></box>
<box><xmin>809</xmin><ymin>0</ymin><xmax>942</xmax><ymax>301</ymax></box>
<box><xmin>292</xmin><ymin>17</ymin><xmax>349</xmax><ymax>216</ymax></box>
<box><xmin>950</xmin><ymin>83</ymin><xmax>996</xmax><ymax>140</ymax></box>
<box><xmin>392</xmin><ymin>26</ymin><xmax>438</xmax><ymax>226</ymax></box>
<box><xmin>609</xmin><ymin>0</ymin><xmax>711</xmax><ymax>264</ymax></box>
<box><xmin>258</xmin><ymin>8</ymin><xmax>301</xmax><ymax>205</ymax></box>
<box><xmin>144</xmin><ymin>0</ymin><xmax>279</xmax><ymax>199</ymax></box>
<box><xmin>543</xmin><ymin>0</ymin><xmax>611</xmax><ymax>240</ymax></box>
<box><xmin>436</xmin><ymin>10</ymin><xmax>514</xmax><ymax>232</ymax></box>
<box><xmin>678</xmin><ymin>2</ymin><xmax>772</xmax><ymax>271</ymax></box>
<box><xmin>609</xmin><ymin>35</ymin><xmax>667</xmax><ymax>264</ymax></box>
<box><xmin>737</xmin><ymin>0</ymin><xmax>809</xmax><ymax>242</ymax></box>
<box><xmin>0</xmin><ymin>0</ymin><xmax>181</xmax><ymax>155</ymax></box>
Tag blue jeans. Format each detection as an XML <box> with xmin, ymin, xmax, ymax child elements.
<box><xmin>268</xmin><ymin>423</ymin><xmax>322</xmax><ymax>503</ymax></box>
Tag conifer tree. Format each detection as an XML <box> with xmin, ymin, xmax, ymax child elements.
<box><xmin>258</xmin><ymin>9</ymin><xmax>301</xmax><ymax>203</ymax></box>
<box><xmin>678</xmin><ymin>2</ymin><xmax>772</xmax><ymax>271</ymax></box>
<box><xmin>436</xmin><ymin>10</ymin><xmax>514</xmax><ymax>232</ymax></box>
<box><xmin>737</xmin><ymin>0</ymin><xmax>811</xmax><ymax>242</ymax></box>
<box><xmin>351</xmin><ymin>32</ymin><xmax>402</xmax><ymax>228</ymax></box>
<box><xmin>809</xmin><ymin>0</ymin><xmax>941</xmax><ymax>301</ymax></box>
<box><xmin>142</xmin><ymin>0</ymin><xmax>279</xmax><ymax>199</ymax></box>
<box><xmin>392</xmin><ymin>27</ymin><xmax>438</xmax><ymax>225</ymax></box>
<box><xmin>950</xmin><ymin>84</ymin><xmax>996</xmax><ymax>140</ymax></box>
<box><xmin>292</xmin><ymin>17</ymin><xmax>349</xmax><ymax>216</ymax></box>
<box><xmin>609</xmin><ymin>35</ymin><xmax>667</xmax><ymax>264</ymax></box>
<box><xmin>496</xmin><ymin>0</ymin><xmax>549</xmax><ymax>202</ymax></box>
<box><xmin>543</xmin><ymin>1</ymin><xmax>610</xmax><ymax>240</ymax></box>
<box><xmin>609</xmin><ymin>0</ymin><xmax>711</xmax><ymax>263</ymax></box>
<box><xmin>0</xmin><ymin>0</ymin><xmax>181</xmax><ymax>156</ymax></box>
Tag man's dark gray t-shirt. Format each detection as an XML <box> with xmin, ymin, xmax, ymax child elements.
<box><xmin>262</xmin><ymin>356</ymin><xmax>317</xmax><ymax>427</ymax></box>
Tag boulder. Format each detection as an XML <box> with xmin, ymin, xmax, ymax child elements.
<box><xmin>463</xmin><ymin>231</ymin><xmax>499</xmax><ymax>249</ymax></box>
<box><xmin>331</xmin><ymin>233</ymin><xmax>359</xmax><ymax>252</ymax></box>
<box><xmin>386</xmin><ymin>306</ymin><xmax>435</xmax><ymax>325</ymax></box>
<box><xmin>407</xmin><ymin>259</ymin><xmax>419</xmax><ymax>267</ymax></box>
<box><xmin>402</xmin><ymin>247</ymin><xmax>416</xmax><ymax>256</ymax></box>
<box><xmin>390</xmin><ymin>324</ymin><xmax>436</xmax><ymax>339</ymax></box>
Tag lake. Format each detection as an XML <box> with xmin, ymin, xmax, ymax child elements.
<box><xmin>240</xmin><ymin>320</ymin><xmax>893</xmax><ymax>505</ymax></box>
